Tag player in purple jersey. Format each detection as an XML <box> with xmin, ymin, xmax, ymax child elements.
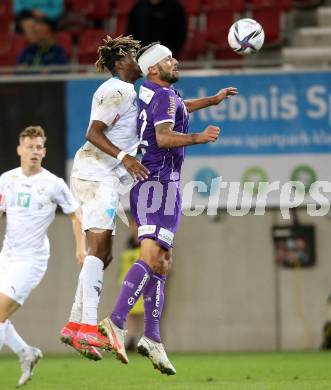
<box><xmin>100</xmin><ymin>43</ymin><xmax>238</xmax><ymax>374</ymax></box>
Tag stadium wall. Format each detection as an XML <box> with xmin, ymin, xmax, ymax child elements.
<box><xmin>0</xmin><ymin>211</ymin><xmax>330</xmax><ymax>353</ymax></box>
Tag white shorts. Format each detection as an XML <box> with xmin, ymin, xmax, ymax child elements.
<box><xmin>0</xmin><ymin>253</ymin><xmax>47</xmax><ymax>305</ymax></box>
<box><xmin>71</xmin><ymin>177</ymin><xmax>120</xmax><ymax>232</ymax></box>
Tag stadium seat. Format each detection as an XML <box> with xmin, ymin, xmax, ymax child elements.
<box><xmin>0</xmin><ymin>32</ymin><xmax>26</xmax><ymax>66</ymax></box>
<box><xmin>293</xmin><ymin>0</ymin><xmax>322</xmax><ymax>7</ymax></box>
<box><xmin>78</xmin><ymin>29</ymin><xmax>110</xmax><ymax>64</ymax></box>
<box><xmin>0</xmin><ymin>0</ymin><xmax>13</xmax><ymax>32</ymax></box>
<box><xmin>251</xmin><ymin>8</ymin><xmax>282</xmax><ymax>45</ymax></box>
<box><xmin>68</xmin><ymin>0</ymin><xmax>112</xmax><ymax>20</ymax></box>
<box><xmin>206</xmin><ymin>10</ymin><xmax>237</xmax><ymax>49</ymax></box>
<box><xmin>248</xmin><ymin>0</ymin><xmax>293</xmax><ymax>10</ymax></box>
<box><xmin>54</xmin><ymin>31</ymin><xmax>73</xmax><ymax>59</ymax></box>
<box><xmin>113</xmin><ymin>0</ymin><xmax>135</xmax><ymax>15</ymax></box>
<box><xmin>179</xmin><ymin>30</ymin><xmax>207</xmax><ymax>60</ymax></box>
<box><xmin>202</xmin><ymin>0</ymin><xmax>245</xmax><ymax>12</ymax></box>
<box><xmin>180</xmin><ymin>0</ymin><xmax>201</xmax><ymax>15</ymax></box>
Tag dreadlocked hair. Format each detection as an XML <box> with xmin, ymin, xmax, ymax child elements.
<box><xmin>137</xmin><ymin>41</ymin><xmax>161</xmax><ymax>60</ymax></box>
<box><xmin>95</xmin><ymin>35</ymin><xmax>141</xmax><ymax>74</ymax></box>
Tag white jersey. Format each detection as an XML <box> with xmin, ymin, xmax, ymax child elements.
<box><xmin>71</xmin><ymin>77</ymin><xmax>139</xmax><ymax>181</ymax></box>
<box><xmin>0</xmin><ymin>168</ymin><xmax>78</xmax><ymax>258</ymax></box>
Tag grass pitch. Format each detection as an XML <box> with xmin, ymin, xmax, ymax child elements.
<box><xmin>1</xmin><ymin>352</ymin><xmax>331</xmax><ymax>390</ymax></box>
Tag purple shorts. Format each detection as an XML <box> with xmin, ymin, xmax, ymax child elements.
<box><xmin>130</xmin><ymin>180</ymin><xmax>182</xmax><ymax>250</ymax></box>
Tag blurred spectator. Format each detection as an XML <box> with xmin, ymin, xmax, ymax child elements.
<box><xmin>14</xmin><ymin>0</ymin><xmax>64</xmax><ymax>31</ymax></box>
<box><xmin>321</xmin><ymin>294</ymin><xmax>331</xmax><ymax>350</ymax></box>
<box><xmin>127</xmin><ymin>0</ymin><xmax>187</xmax><ymax>58</ymax></box>
<box><xmin>17</xmin><ymin>18</ymin><xmax>68</xmax><ymax>67</ymax></box>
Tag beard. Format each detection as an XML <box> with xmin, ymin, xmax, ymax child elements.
<box><xmin>157</xmin><ymin>65</ymin><xmax>179</xmax><ymax>83</ymax></box>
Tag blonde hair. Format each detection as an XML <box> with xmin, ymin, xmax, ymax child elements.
<box><xmin>19</xmin><ymin>126</ymin><xmax>47</xmax><ymax>144</ymax></box>
<box><xmin>95</xmin><ymin>35</ymin><xmax>141</xmax><ymax>74</ymax></box>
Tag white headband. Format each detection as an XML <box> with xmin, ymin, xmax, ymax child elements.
<box><xmin>138</xmin><ymin>44</ymin><xmax>172</xmax><ymax>76</ymax></box>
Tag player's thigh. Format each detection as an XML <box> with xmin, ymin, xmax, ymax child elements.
<box><xmin>0</xmin><ymin>259</ymin><xmax>46</xmax><ymax>308</ymax></box>
<box><xmin>71</xmin><ymin>177</ymin><xmax>120</xmax><ymax>232</ymax></box>
<box><xmin>0</xmin><ymin>293</ymin><xmax>20</xmax><ymax>322</ymax></box>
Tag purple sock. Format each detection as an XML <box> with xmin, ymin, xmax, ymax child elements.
<box><xmin>111</xmin><ymin>259</ymin><xmax>152</xmax><ymax>329</ymax></box>
<box><xmin>143</xmin><ymin>273</ymin><xmax>166</xmax><ymax>343</ymax></box>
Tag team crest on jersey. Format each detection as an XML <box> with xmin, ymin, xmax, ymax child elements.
<box><xmin>167</xmin><ymin>96</ymin><xmax>175</xmax><ymax>115</ymax></box>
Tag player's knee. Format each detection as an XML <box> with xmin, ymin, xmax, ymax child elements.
<box><xmin>90</xmin><ymin>247</ymin><xmax>112</xmax><ymax>266</ymax></box>
<box><xmin>103</xmin><ymin>254</ymin><xmax>113</xmax><ymax>270</ymax></box>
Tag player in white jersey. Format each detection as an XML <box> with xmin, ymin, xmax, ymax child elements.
<box><xmin>0</xmin><ymin>126</ymin><xmax>84</xmax><ymax>387</ymax></box>
<box><xmin>60</xmin><ymin>35</ymin><xmax>149</xmax><ymax>360</ymax></box>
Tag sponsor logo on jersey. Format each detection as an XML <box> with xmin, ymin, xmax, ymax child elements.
<box><xmin>167</xmin><ymin>96</ymin><xmax>175</xmax><ymax>116</ymax></box>
<box><xmin>128</xmin><ymin>297</ymin><xmax>135</xmax><ymax>306</ymax></box>
<box><xmin>134</xmin><ymin>273</ymin><xmax>149</xmax><ymax>297</ymax></box>
<box><xmin>17</xmin><ymin>192</ymin><xmax>31</xmax><ymax>208</ymax></box>
<box><xmin>152</xmin><ymin>309</ymin><xmax>159</xmax><ymax>318</ymax></box>
<box><xmin>139</xmin><ymin>86</ymin><xmax>155</xmax><ymax>104</ymax></box>
<box><xmin>158</xmin><ymin>228</ymin><xmax>174</xmax><ymax>246</ymax></box>
<box><xmin>138</xmin><ymin>225</ymin><xmax>156</xmax><ymax>237</ymax></box>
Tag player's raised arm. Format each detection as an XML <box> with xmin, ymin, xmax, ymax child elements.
<box><xmin>155</xmin><ymin>122</ymin><xmax>220</xmax><ymax>148</ymax></box>
<box><xmin>184</xmin><ymin>87</ymin><xmax>238</xmax><ymax>113</ymax></box>
<box><xmin>69</xmin><ymin>211</ymin><xmax>86</xmax><ymax>265</ymax></box>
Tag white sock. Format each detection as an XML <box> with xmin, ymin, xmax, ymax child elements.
<box><xmin>4</xmin><ymin>320</ymin><xmax>29</xmax><ymax>358</ymax></box>
<box><xmin>82</xmin><ymin>255</ymin><xmax>104</xmax><ymax>326</ymax></box>
<box><xmin>0</xmin><ymin>322</ymin><xmax>5</xmax><ymax>350</ymax></box>
<box><xmin>68</xmin><ymin>270</ymin><xmax>83</xmax><ymax>324</ymax></box>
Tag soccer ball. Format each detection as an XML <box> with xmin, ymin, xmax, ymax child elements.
<box><xmin>228</xmin><ymin>18</ymin><xmax>265</xmax><ymax>55</ymax></box>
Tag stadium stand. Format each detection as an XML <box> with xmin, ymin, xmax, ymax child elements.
<box><xmin>0</xmin><ymin>0</ymin><xmax>329</xmax><ymax>70</ymax></box>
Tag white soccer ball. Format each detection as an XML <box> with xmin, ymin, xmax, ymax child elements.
<box><xmin>228</xmin><ymin>18</ymin><xmax>265</xmax><ymax>55</ymax></box>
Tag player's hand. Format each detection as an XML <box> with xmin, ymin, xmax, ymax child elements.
<box><xmin>76</xmin><ymin>249</ymin><xmax>86</xmax><ymax>265</ymax></box>
<box><xmin>213</xmin><ymin>87</ymin><xmax>238</xmax><ymax>104</ymax></box>
<box><xmin>122</xmin><ymin>155</ymin><xmax>150</xmax><ymax>181</ymax></box>
<box><xmin>197</xmin><ymin>125</ymin><xmax>220</xmax><ymax>144</ymax></box>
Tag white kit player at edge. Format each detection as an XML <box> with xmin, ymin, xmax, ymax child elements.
<box><xmin>0</xmin><ymin>126</ymin><xmax>84</xmax><ymax>388</ymax></box>
<box><xmin>60</xmin><ymin>35</ymin><xmax>149</xmax><ymax>362</ymax></box>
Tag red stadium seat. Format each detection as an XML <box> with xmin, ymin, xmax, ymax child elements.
<box><xmin>54</xmin><ymin>31</ymin><xmax>73</xmax><ymax>59</ymax></box>
<box><xmin>0</xmin><ymin>0</ymin><xmax>13</xmax><ymax>32</ymax></box>
<box><xmin>113</xmin><ymin>0</ymin><xmax>135</xmax><ymax>15</ymax></box>
<box><xmin>179</xmin><ymin>30</ymin><xmax>207</xmax><ymax>60</ymax></box>
<box><xmin>78</xmin><ymin>29</ymin><xmax>111</xmax><ymax>64</ymax></box>
<box><xmin>251</xmin><ymin>8</ymin><xmax>282</xmax><ymax>44</ymax></box>
<box><xmin>293</xmin><ymin>0</ymin><xmax>322</xmax><ymax>7</ymax></box>
<box><xmin>68</xmin><ymin>0</ymin><xmax>112</xmax><ymax>20</ymax></box>
<box><xmin>0</xmin><ymin>33</ymin><xmax>26</xmax><ymax>66</ymax></box>
<box><xmin>114</xmin><ymin>13</ymin><xmax>129</xmax><ymax>35</ymax></box>
<box><xmin>180</xmin><ymin>0</ymin><xmax>201</xmax><ymax>15</ymax></box>
<box><xmin>206</xmin><ymin>10</ymin><xmax>237</xmax><ymax>49</ymax></box>
<box><xmin>202</xmin><ymin>0</ymin><xmax>245</xmax><ymax>12</ymax></box>
<box><xmin>248</xmin><ymin>0</ymin><xmax>293</xmax><ymax>11</ymax></box>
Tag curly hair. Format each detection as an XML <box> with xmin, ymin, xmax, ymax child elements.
<box><xmin>95</xmin><ymin>35</ymin><xmax>141</xmax><ymax>74</ymax></box>
<box><xmin>19</xmin><ymin>126</ymin><xmax>47</xmax><ymax>144</ymax></box>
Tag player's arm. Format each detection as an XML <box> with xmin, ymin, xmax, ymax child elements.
<box><xmin>184</xmin><ymin>87</ymin><xmax>238</xmax><ymax>113</ymax></box>
<box><xmin>156</xmin><ymin>122</ymin><xmax>220</xmax><ymax>148</ymax></box>
<box><xmin>69</xmin><ymin>211</ymin><xmax>86</xmax><ymax>265</ymax></box>
<box><xmin>86</xmin><ymin>120</ymin><xmax>149</xmax><ymax>181</ymax></box>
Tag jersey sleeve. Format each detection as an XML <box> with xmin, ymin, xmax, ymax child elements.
<box><xmin>0</xmin><ymin>175</ymin><xmax>5</xmax><ymax>212</ymax></box>
<box><xmin>91</xmin><ymin>89</ymin><xmax>127</xmax><ymax>128</ymax></box>
<box><xmin>152</xmin><ymin>89</ymin><xmax>176</xmax><ymax>126</ymax></box>
<box><xmin>53</xmin><ymin>178</ymin><xmax>78</xmax><ymax>214</ymax></box>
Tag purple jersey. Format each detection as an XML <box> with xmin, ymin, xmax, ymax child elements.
<box><xmin>137</xmin><ymin>80</ymin><xmax>189</xmax><ymax>182</ymax></box>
